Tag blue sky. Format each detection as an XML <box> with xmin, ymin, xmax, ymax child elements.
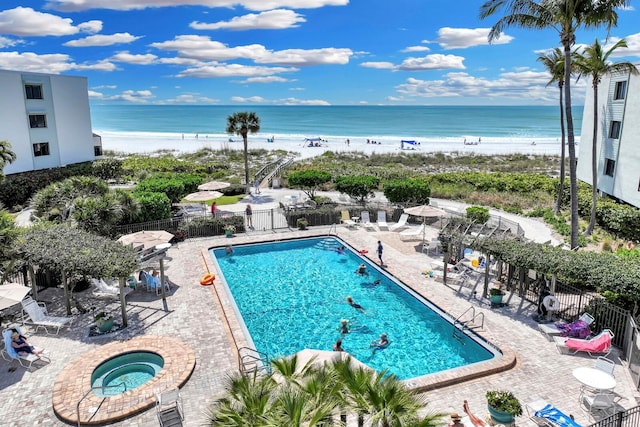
<box><xmin>0</xmin><ymin>0</ymin><xmax>638</xmax><ymax>106</ymax></box>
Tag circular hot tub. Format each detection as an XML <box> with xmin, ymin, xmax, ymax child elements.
<box><xmin>91</xmin><ymin>351</ymin><xmax>164</xmax><ymax>397</ymax></box>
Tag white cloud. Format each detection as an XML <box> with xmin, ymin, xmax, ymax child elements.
<box><xmin>190</xmin><ymin>9</ymin><xmax>305</xmax><ymax>31</ymax></box>
<box><xmin>0</xmin><ymin>51</ymin><xmax>75</xmax><ymax>73</ymax></box>
<box><xmin>92</xmin><ymin>84</ymin><xmax>117</xmax><ymax>89</ymax></box>
<box><xmin>401</xmin><ymin>45</ymin><xmax>430</xmax><ymax>53</ymax></box>
<box><xmin>436</xmin><ymin>27</ymin><xmax>513</xmax><ymax>49</ymax></box>
<box><xmin>177</xmin><ymin>63</ymin><xmax>297</xmax><ymax>78</ymax></box>
<box><xmin>88</xmin><ymin>90</ymin><xmax>104</xmax><ymax>98</ymax></box>
<box><xmin>231</xmin><ymin>96</ymin><xmax>268</xmax><ymax>103</ymax></box>
<box><xmin>279</xmin><ymin>97</ymin><xmax>329</xmax><ymax>105</ymax></box>
<box><xmin>238</xmin><ymin>76</ymin><xmax>291</xmax><ymax>83</ymax></box>
<box><xmin>397</xmin><ymin>54</ymin><xmax>466</xmax><ymax>70</ymax></box>
<box><xmin>361</xmin><ymin>61</ymin><xmax>395</xmax><ymax>69</ymax></box>
<box><xmin>110</xmin><ymin>51</ymin><xmax>158</xmax><ymax>64</ymax></box>
<box><xmin>605</xmin><ymin>33</ymin><xmax>640</xmax><ymax>58</ymax></box>
<box><xmin>64</xmin><ymin>32</ymin><xmax>142</xmax><ymax>47</ymax></box>
<box><xmin>256</xmin><ymin>47</ymin><xmax>352</xmax><ymax>65</ymax></box>
<box><xmin>77</xmin><ymin>20</ymin><xmax>102</xmax><ymax>33</ymax></box>
<box><xmin>0</xmin><ymin>7</ymin><xmax>94</xmax><ymax>37</ymax></box>
<box><xmin>75</xmin><ymin>60</ymin><xmax>118</xmax><ymax>71</ymax></box>
<box><xmin>0</xmin><ymin>36</ymin><xmax>19</xmax><ymax>48</ymax></box>
<box><xmin>108</xmin><ymin>89</ymin><xmax>155</xmax><ymax>103</ymax></box>
<box><xmin>160</xmin><ymin>94</ymin><xmax>220</xmax><ymax>104</ymax></box>
<box><xmin>46</xmin><ymin>0</ymin><xmax>348</xmax><ymax>12</ymax></box>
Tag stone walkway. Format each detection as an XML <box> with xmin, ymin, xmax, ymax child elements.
<box><xmin>1</xmin><ymin>224</ymin><xmax>639</xmax><ymax>426</ymax></box>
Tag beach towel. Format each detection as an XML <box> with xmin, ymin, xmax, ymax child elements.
<box><xmin>566</xmin><ymin>332</ymin><xmax>611</xmax><ymax>353</ymax></box>
<box><xmin>557</xmin><ymin>320</ymin><xmax>591</xmax><ymax>338</ymax></box>
<box><xmin>534</xmin><ymin>404</ymin><xmax>582</xmax><ymax>427</ymax></box>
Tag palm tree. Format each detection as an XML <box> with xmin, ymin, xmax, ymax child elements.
<box><xmin>480</xmin><ymin>0</ymin><xmax>630</xmax><ymax>249</ymax></box>
<box><xmin>572</xmin><ymin>38</ymin><xmax>638</xmax><ymax>235</ymax></box>
<box><xmin>538</xmin><ymin>47</ymin><xmax>568</xmax><ymax>213</ymax></box>
<box><xmin>226</xmin><ymin>112</ymin><xmax>261</xmax><ymax>194</ymax></box>
<box><xmin>0</xmin><ymin>139</ymin><xmax>17</xmax><ymax>177</ymax></box>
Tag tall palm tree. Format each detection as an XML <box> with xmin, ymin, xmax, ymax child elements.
<box><xmin>226</xmin><ymin>112</ymin><xmax>261</xmax><ymax>194</ymax></box>
<box><xmin>0</xmin><ymin>140</ymin><xmax>17</xmax><ymax>177</ymax></box>
<box><xmin>572</xmin><ymin>38</ymin><xmax>638</xmax><ymax>235</ymax></box>
<box><xmin>480</xmin><ymin>0</ymin><xmax>630</xmax><ymax>249</ymax></box>
<box><xmin>538</xmin><ymin>47</ymin><xmax>568</xmax><ymax>213</ymax></box>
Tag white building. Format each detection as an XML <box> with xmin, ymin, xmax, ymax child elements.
<box><xmin>577</xmin><ymin>66</ymin><xmax>640</xmax><ymax>209</ymax></box>
<box><xmin>0</xmin><ymin>69</ymin><xmax>101</xmax><ymax>176</ymax></box>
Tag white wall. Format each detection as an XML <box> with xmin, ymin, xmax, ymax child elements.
<box><xmin>0</xmin><ymin>71</ymin><xmax>33</xmax><ymax>174</ymax></box>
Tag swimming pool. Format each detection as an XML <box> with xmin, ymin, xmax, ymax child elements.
<box><xmin>212</xmin><ymin>237</ymin><xmax>498</xmax><ymax>380</ymax></box>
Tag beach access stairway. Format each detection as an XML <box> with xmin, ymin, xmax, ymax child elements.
<box><xmin>254</xmin><ymin>155</ymin><xmax>296</xmax><ymax>188</ymax></box>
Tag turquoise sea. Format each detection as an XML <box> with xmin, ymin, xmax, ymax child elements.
<box><xmin>91</xmin><ymin>104</ymin><xmax>582</xmax><ymax>141</ymax></box>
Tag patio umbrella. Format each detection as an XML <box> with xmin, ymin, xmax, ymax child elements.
<box><xmin>117</xmin><ymin>230</ymin><xmax>174</xmax><ymax>250</ymax></box>
<box><xmin>403</xmin><ymin>204</ymin><xmax>446</xmax><ymax>243</ymax></box>
<box><xmin>197</xmin><ymin>180</ymin><xmax>230</xmax><ymax>191</ymax></box>
<box><xmin>184</xmin><ymin>190</ymin><xmax>224</xmax><ymax>202</ymax></box>
<box><xmin>0</xmin><ymin>283</ymin><xmax>31</xmax><ymax>311</ymax></box>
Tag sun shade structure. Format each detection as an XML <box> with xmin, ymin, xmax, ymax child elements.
<box><xmin>197</xmin><ymin>181</ymin><xmax>230</xmax><ymax>191</ymax></box>
<box><xmin>404</xmin><ymin>205</ymin><xmax>446</xmax><ymax>218</ymax></box>
<box><xmin>184</xmin><ymin>190</ymin><xmax>223</xmax><ymax>202</ymax></box>
<box><xmin>118</xmin><ymin>230</ymin><xmax>174</xmax><ymax>250</ymax></box>
<box><xmin>0</xmin><ymin>283</ymin><xmax>31</xmax><ymax>311</ymax></box>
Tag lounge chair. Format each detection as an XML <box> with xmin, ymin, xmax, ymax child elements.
<box><xmin>423</xmin><ymin>239</ymin><xmax>441</xmax><ymax>255</ymax></box>
<box><xmin>580</xmin><ymin>391</ymin><xmax>618</xmax><ymax>418</ymax></box>
<box><xmin>554</xmin><ymin>329</ymin><xmax>614</xmax><ymax>357</ymax></box>
<box><xmin>539</xmin><ymin>313</ymin><xmax>595</xmax><ymax>341</ymax></box>
<box><xmin>91</xmin><ymin>278</ymin><xmax>133</xmax><ymax>298</ymax></box>
<box><xmin>20</xmin><ymin>297</ymin><xmax>73</xmax><ymax>335</ymax></box>
<box><xmin>389</xmin><ymin>214</ymin><xmax>409</xmax><ymax>231</ymax></box>
<box><xmin>156</xmin><ymin>388</ymin><xmax>184</xmax><ymax>426</ymax></box>
<box><xmin>376</xmin><ymin>211</ymin><xmax>388</xmax><ymax>230</ymax></box>
<box><xmin>526</xmin><ymin>400</ymin><xmax>583</xmax><ymax>427</ymax></box>
<box><xmin>1</xmin><ymin>326</ymin><xmax>51</xmax><ymax>369</ymax></box>
<box><xmin>142</xmin><ymin>271</ymin><xmax>171</xmax><ymax>296</ymax></box>
<box><xmin>360</xmin><ymin>211</ymin><xmax>376</xmax><ymax>230</ymax></box>
<box><xmin>340</xmin><ymin>210</ymin><xmax>357</xmax><ymax>228</ymax></box>
<box><xmin>399</xmin><ymin>224</ymin><xmax>426</xmax><ymax>241</ymax></box>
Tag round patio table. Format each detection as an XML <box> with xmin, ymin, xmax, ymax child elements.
<box><xmin>572</xmin><ymin>367</ymin><xmax>616</xmax><ymax>390</ymax></box>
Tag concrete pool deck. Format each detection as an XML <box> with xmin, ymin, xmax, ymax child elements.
<box><xmin>1</xmin><ymin>225</ymin><xmax>639</xmax><ymax>426</ymax></box>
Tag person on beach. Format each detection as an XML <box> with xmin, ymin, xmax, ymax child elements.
<box><xmin>377</xmin><ymin>241</ymin><xmax>383</xmax><ymax>266</ymax></box>
<box><xmin>346</xmin><ymin>296</ymin><xmax>365</xmax><ymax>312</ymax></box>
<box><xmin>211</xmin><ymin>201</ymin><xmax>217</xmax><ymax>218</ymax></box>
<box><xmin>245</xmin><ymin>204</ymin><xmax>253</xmax><ymax>228</ymax></box>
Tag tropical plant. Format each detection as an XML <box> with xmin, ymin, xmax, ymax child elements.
<box><xmin>383</xmin><ymin>178</ymin><xmax>431</xmax><ymax>206</ymax></box>
<box><xmin>286</xmin><ymin>169</ymin><xmax>332</xmax><ymax>199</ymax></box>
<box><xmin>335</xmin><ymin>175</ymin><xmax>380</xmax><ymax>204</ymax></box>
<box><xmin>485</xmin><ymin>390</ymin><xmax>523</xmax><ymax>416</ymax></box>
<box><xmin>0</xmin><ymin>139</ymin><xmax>17</xmax><ymax>177</ymax></box>
<box><xmin>226</xmin><ymin>112</ymin><xmax>261</xmax><ymax>193</ymax></box>
<box><xmin>480</xmin><ymin>0</ymin><xmax>630</xmax><ymax>250</ymax></box>
<box><xmin>466</xmin><ymin>206</ymin><xmax>490</xmax><ymax>224</ymax></box>
<box><xmin>537</xmin><ymin>47</ymin><xmax>568</xmax><ymax>213</ymax></box>
<box><xmin>572</xmin><ymin>38</ymin><xmax>638</xmax><ymax>235</ymax></box>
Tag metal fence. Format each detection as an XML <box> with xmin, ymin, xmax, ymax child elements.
<box><xmin>625</xmin><ymin>316</ymin><xmax>640</xmax><ymax>391</ymax></box>
<box><xmin>588</xmin><ymin>406</ymin><xmax>640</xmax><ymax>427</ymax></box>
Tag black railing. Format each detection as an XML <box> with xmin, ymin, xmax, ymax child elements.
<box><xmin>588</xmin><ymin>406</ymin><xmax>640</xmax><ymax>427</ymax></box>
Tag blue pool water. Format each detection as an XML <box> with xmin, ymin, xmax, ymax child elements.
<box><xmin>212</xmin><ymin>237</ymin><xmax>497</xmax><ymax>380</ymax></box>
<box><xmin>91</xmin><ymin>351</ymin><xmax>164</xmax><ymax>397</ymax></box>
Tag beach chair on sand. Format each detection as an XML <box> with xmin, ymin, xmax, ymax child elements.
<box><xmin>340</xmin><ymin>211</ymin><xmax>357</xmax><ymax>228</ymax></box>
<box><xmin>377</xmin><ymin>211</ymin><xmax>389</xmax><ymax>230</ymax></box>
<box><xmin>360</xmin><ymin>211</ymin><xmax>376</xmax><ymax>230</ymax></box>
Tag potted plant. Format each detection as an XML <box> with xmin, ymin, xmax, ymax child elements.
<box><xmin>224</xmin><ymin>224</ymin><xmax>236</xmax><ymax>237</ymax></box>
<box><xmin>489</xmin><ymin>287</ymin><xmax>505</xmax><ymax>305</ymax></box>
<box><xmin>94</xmin><ymin>312</ymin><xmax>114</xmax><ymax>333</ymax></box>
<box><xmin>297</xmin><ymin>218</ymin><xmax>309</xmax><ymax>230</ymax></box>
<box><xmin>486</xmin><ymin>390</ymin><xmax>522</xmax><ymax>423</ymax></box>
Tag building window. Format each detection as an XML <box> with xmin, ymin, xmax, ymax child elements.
<box><xmin>605</xmin><ymin>159</ymin><xmax>616</xmax><ymax>177</ymax></box>
<box><xmin>33</xmin><ymin>142</ymin><xmax>50</xmax><ymax>157</ymax></box>
<box><xmin>614</xmin><ymin>81</ymin><xmax>627</xmax><ymax>100</ymax></box>
<box><xmin>609</xmin><ymin>121</ymin><xmax>621</xmax><ymax>139</ymax></box>
<box><xmin>94</xmin><ymin>146</ymin><xmax>103</xmax><ymax>156</ymax></box>
<box><xmin>25</xmin><ymin>84</ymin><xmax>43</xmax><ymax>100</ymax></box>
<box><xmin>29</xmin><ymin>114</ymin><xmax>47</xmax><ymax>128</ymax></box>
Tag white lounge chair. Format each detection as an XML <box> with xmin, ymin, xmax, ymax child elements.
<box><xmin>376</xmin><ymin>211</ymin><xmax>389</xmax><ymax>230</ymax></box>
<box><xmin>340</xmin><ymin>210</ymin><xmax>357</xmax><ymax>228</ymax></box>
<box><xmin>399</xmin><ymin>224</ymin><xmax>425</xmax><ymax>241</ymax></box>
<box><xmin>91</xmin><ymin>278</ymin><xmax>133</xmax><ymax>298</ymax></box>
<box><xmin>20</xmin><ymin>297</ymin><xmax>73</xmax><ymax>335</ymax></box>
<box><xmin>1</xmin><ymin>326</ymin><xmax>51</xmax><ymax>369</ymax></box>
<box><xmin>423</xmin><ymin>239</ymin><xmax>441</xmax><ymax>255</ymax></box>
<box><xmin>156</xmin><ymin>388</ymin><xmax>184</xmax><ymax>426</ymax></box>
<box><xmin>389</xmin><ymin>214</ymin><xmax>409</xmax><ymax>231</ymax></box>
<box><xmin>360</xmin><ymin>211</ymin><xmax>376</xmax><ymax>230</ymax></box>
<box><xmin>554</xmin><ymin>329</ymin><xmax>614</xmax><ymax>357</ymax></box>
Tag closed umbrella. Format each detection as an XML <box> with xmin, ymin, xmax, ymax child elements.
<box><xmin>0</xmin><ymin>283</ymin><xmax>31</xmax><ymax>311</ymax></box>
<box><xmin>403</xmin><ymin>204</ymin><xmax>446</xmax><ymax>243</ymax></box>
<box><xmin>184</xmin><ymin>191</ymin><xmax>224</xmax><ymax>202</ymax></box>
<box><xmin>198</xmin><ymin>181</ymin><xmax>230</xmax><ymax>191</ymax></box>
<box><xmin>117</xmin><ymin>230</ymin><xmax>174</xmax><ymax>250</ymax></box>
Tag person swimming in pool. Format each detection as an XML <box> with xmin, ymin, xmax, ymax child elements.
<box><xmin>335</xmin><ymin>245</ymin><xmax>346</xmax><ymax>254</ymax></box>
<box><xmin>346</xmin><ymin>296</ymin><xmax>365</xmax><ymax>312</ymax></box>
<box><xmin>338</xmin><ymin>319</ymin><xmax>351</xmax><ymax>335</ymax></box>
<box><xmin>355</xmin><ymin>264</ymin><xmax>368</xmax><ymax>276</ymax></box>
<box><xmin>333</xmin><ymin>338</ymin><xmax>345</xmax><ymax>352</ymax></box>
<box><xmin>370</xmin><ymin>333</ymin><xmax>389</xmax><ymax>350</ymax></box>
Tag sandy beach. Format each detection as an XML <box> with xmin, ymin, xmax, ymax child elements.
<box><xmin>98</xmin><ymin>130</ymin><xmax>577</xmax><ymax>160</ymax></box>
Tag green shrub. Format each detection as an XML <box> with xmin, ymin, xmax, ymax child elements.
<box><xmin>466</xmin><ymin>206</ymin><xmax>489</xmax><ymax>224</ymax></box>
<box><xmin>92</xmin><ymin>158</ymin><xmax>123</xmax><ymax>181</ymax></box>
<box><xmin>133</xmin><ymin>192</ymin><xmax>171</xmax><ymax>222</ymax></box>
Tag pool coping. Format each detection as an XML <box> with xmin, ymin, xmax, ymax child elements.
<box><xmin>52</xmin><ymin>336</ymin><xmax>196</xmax><ymax>425</ymax></box>
<box><xmin>202</xmin><ymin>235</ymin><xmax>517</xmax><ymax>391</ymax></box>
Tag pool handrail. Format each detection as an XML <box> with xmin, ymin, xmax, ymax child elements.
<box><xmin>76</xmin><ymin>383</ymin><xmax>127</xmax><ymax>427</ymax></box>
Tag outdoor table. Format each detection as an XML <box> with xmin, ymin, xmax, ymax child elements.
<box><xmin>351</xmin><ymin>216</ymin><xmax>360</xmax><ymax>223</ymax></box>
<box><xmin>572</xmin><ymin>366</ymin><xmax>616</xmax><ymax>391</ymax></box>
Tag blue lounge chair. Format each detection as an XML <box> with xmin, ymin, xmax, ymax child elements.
<box><xmin>527</xmin><ymin>400</ymin><xmax>583</xmax><ymax>427</ymax></box>
<box><xmin>143</xmin><ymin>271</ymin><xmax>170</xmax><ymax>296</ymax></box>
<box><xmin>1</xmin><ymin>326</ymin><xmax>51</xmax><ymax>369</ymax></box>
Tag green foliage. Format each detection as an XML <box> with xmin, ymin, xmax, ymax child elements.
<box><xmin>383</xmin><ymin>178</ymin><xmax>431</xmax><ymax>206</ymax></box>
<box><xmin>486</xmin><ymin>390</ymin><xmax>522</xmax><ymax>416</ymax></box>
<box><xmin>428</xmin><ymin>172</ymin><xmax>557</xmax><ymax>194</ymax></box>
<box><xmin>466</xmin><ymin>206</ymin><xmax>489</xmax><ymax>224</ymax></box>
<box><xmin>121</xmin><ymin>155</ymin><xmax>208</xmax><ymax>177</ymax></box>
<box><xmin>91</xmin><ymin>158</ymin><xmax>123</xmax><ymax>181</ymax></box>
<box><xmin>31</xmin><ymin>176</ymin><xmax>109</xmax><ymax>222</ymax></box>
<box><xmin>72</xmin><ymin>193</ymin><xmax>124</xmax><ymax>236</ymax></box>
<box><xmin>334</xmin><ymin>175</ymin><xmax>380</xmax><ymax>204</ymax></box>
<box><xmin>133</xmin><ymin>192</ymin><xmax>171</xmax><ymax>222</ymax></box>
<box><xmin>136</xmin><ymin>174</ymin><xmax>203</xmax><ymax>203</ymax></box>
<box><xmin>296</xmin><ymin>217</ymin><xmax>308</xmax><ymax>230</ymax></box>
<box><xmin>0</xmin><ymin>209</ymin><xmax>18</xmax><ymax>269</ymax></box>
<box><xmin>183</xmin><ymin>216</ymin><xmax>244</xmax><ymax>237</ymax></box>
<box><xmin>286</xmin><ymin>169</ymin><xmax>332</xmax><ymax>199</ymax></box>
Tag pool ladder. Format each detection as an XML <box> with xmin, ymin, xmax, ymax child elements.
<box><xmin>76</xmin><ymin>383</ymin><xmax>127</xmax><ymax>427</ymax></box>
<box><xmin>452</xmin><ymin>306</ymin><xmax>485</xmax><ymax>342</ymax></box>
<box><xmin>238</xmin><ymin>347</ymin><xmax>270</xmax><ymax>375</ymax></box>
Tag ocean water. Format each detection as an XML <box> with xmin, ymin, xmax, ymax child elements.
<box><xmin>91</xmin><ymin>104</ymin><xmax>582</xmax><ymax>144</ymax></box>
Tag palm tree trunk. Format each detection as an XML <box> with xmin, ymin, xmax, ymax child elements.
<box><xmin>563</xmin><ymin>41</ymin><xmax>579</xmax><ymax>250</ymax></box>
<box><xmin>554</xmin><ymin>83</ymin><xmax>566</xmax><ymax>213</ymax></box>
<box><xmin>243</xmin><ymin>133</ymin><xmax>250</xmax><ymax>194</ymax></box>
<box><xmin>586</xmin><ymin>83</ymin><xmax>598</xmax><ymax>235</ymax></box>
